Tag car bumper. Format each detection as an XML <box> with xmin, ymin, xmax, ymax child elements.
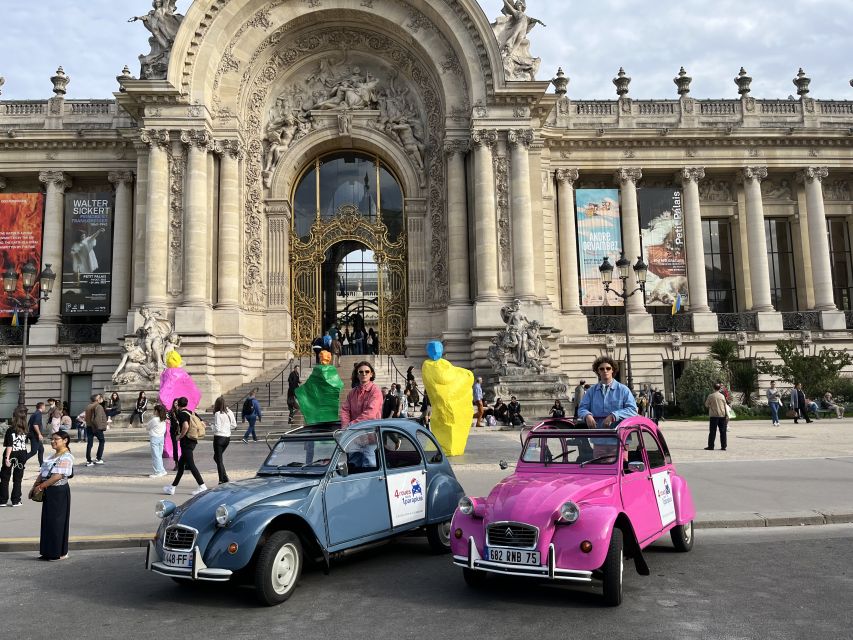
<box><xmin>145</xmin><ymin>541</ymin><xmax>233</xmax><ymax>582</ymax></box>
<box><xmin>452</xmin><ymin>537</ymin><xmax>593</xmax><ymax>583</ymax></box>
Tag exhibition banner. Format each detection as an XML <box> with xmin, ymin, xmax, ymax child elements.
<box><xmin>575</xmin><ymin>189</ymin><xmax>623</xmax><ymax>306</ymax></box>
<box><xmin>0</xmin><ymin>193</ymin><xmax>45</xmax><ymax>317</ymax></box>
<box><xmin>638</xmin><ymin>188</ymin><xmax>689</xmax><ymax>307</ymax></box>
<box><xmin>61</xmin><ymin>192</ymin><xmax>114</xmax><ymax>315</ymax></box>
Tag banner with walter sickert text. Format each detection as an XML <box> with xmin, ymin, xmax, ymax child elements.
<box><xmin>0</xmin><ymin>193</ymin><xmax>45</xmax><ymax>317</ymax></box>
<box><xmin>638</xmin><ymin>188</ymin><xmax>689</xmax><ymax>307</ymax></box>
<box><xmin>61</xmin><ymin>192</ymin><xmax>114</xmax><ymax>315</ymax></box>
<box><xmin>576</xmin><ymin>189</ymin><xmax>623</xmax><ymax>306</ymax></box>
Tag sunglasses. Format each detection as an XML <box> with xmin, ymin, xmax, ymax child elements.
<box><xmin>598</xmin><ymin>366</ymin><xmax>613</xmax><ymax>371</ymax></box>
<box><xmin>358</xmin><ymin>370</ymin><xmax>372</xmax><ymax>375</ymax></box>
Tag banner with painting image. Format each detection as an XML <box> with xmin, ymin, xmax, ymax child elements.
<box><xmin>61</xmin><ymin>192</ymin><xmax>114</xmax><ymax>315</ymax></box>
<box><xmin>575</xmin><ymin>189</ymin><xmax>623</xmax><ymax>306</ymax></box>
<box><xmin>0</xmin><ymin>193</ymin><xmax>45</xmax><ymax>317</ymax></box>
<box><xmin>638</xmin><ymin>188</ymin><xmax>688</xmax><ymax>307</ymax></box>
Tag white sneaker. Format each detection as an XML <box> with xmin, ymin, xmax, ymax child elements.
<box><xmin>149</xmin><ymin>472</ymin><xmax>167</xmax><ymax>478</ymax></box>
<box><xmin>94</xmin><ymin>459</ymin><xmax>104</xmax><ymax>465</ymax></box>
<box><xmin>191</xmin><ymin>484</ymin><xmax>208</xmax><ymax>496</ymax></box>
<box><xmin>163</xmin><ymin>485</ymin><xmax>175</xmax><ymax>495</ymax></box>
<box><xmin>85</xmin><ymin>461</ymin><xmax>94</xmax><ymax>467</ymax></box>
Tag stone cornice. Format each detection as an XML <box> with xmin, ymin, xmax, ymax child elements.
<box><xmin>544</xmin><ymin>131</ymin><xmax>853</xmax><ymax>151</ymax></box>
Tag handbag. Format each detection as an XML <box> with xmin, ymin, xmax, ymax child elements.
<box><xmin>786</xmin><ymin>409</ymin><xmax>797</xmax><ymax>419</ymax></box>
<box><xmin>726</xmin><ymin>405</ymin><xmax>736</xmax><ymax>420</ymax></box>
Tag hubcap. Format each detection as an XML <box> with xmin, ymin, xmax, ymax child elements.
<box><xmin>271</xmin><ymin>543</ymin><xmax>298</xmax><ymax>595</ymax></box>
<box><xmin>438</xmin><ymin>521</ymin><xmax>451</xmax><ymax>546</ymax></box>
<box><xmin>683</xmin><ymin>521</ymin><xmax>693</xmax><ymax>544</ymax></box>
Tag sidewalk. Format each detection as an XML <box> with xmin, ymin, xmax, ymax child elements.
<box><xmin>2</xmin><ymin>418</ymin><xmax>852</xmax><ymax>551</ymax></box>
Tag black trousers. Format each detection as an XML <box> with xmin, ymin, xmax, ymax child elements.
<box><xmin>172</xmin><ymin>437</ymin><xmax>204</xmax><ymax>487</ymax></box>
<box><xmin>85</xmin><ymin>427</ymin><xmax>105</xmax><ymax>462</ymax></box>
<box><xmin>212</xmin><ymin>436</ymin><xmax>230</xmax><ymax>484</ymax></box>
<box><xmin>708</xmin><ymin>416</ymin><xmax>728</xmax><ymax>450</ymax></box>
<box><xmin>40</xmin><ymin>483</ymin><xmax>70</xmax><ymax>560</ymax></box>
<box><xmin>27</xmin><ymin>434</ymin><xmax>44</xmax><ymax>465</ymax></box>
<box><xmin>0</xmin><ymin>451</ymin><xmax>27</xmax><ymax>504</ymax></box>
<box><xmin>793</xmin><ymin>406</ymin><xmax>811</xmax><ymax>423</ymax></box>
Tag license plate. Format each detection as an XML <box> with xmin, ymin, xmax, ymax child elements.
<box><xmin>163</xmin><ymin>550</ymin><xmax>193</xmax><ymax>568</ymax></box>
<box><xmin>486</xmin><ymin>547</ymin><xmax>540</xmax><ymax>565</ymax></box>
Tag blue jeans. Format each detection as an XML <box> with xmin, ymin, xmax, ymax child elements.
<box><xmin>243</xmin><ymin>416</ymin><xmax>258</xmax><ymax>441</ymax></box>
<box><xmin>149</xmin><ymin>436</ymin><xmax>166</xmax><ymax>474</ymax></box>
<box><xmin>769</xmin><ymin>402</ymin><xmax>780</xmax><ymax>424</ymax></box>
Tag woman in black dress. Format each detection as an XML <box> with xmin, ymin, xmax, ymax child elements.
<box><xmin>31</xmin><ymin>430</ymin><xmax>74</xmax><ymax>560</ymax></box>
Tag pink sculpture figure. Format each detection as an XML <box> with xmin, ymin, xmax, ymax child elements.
<box><xmin>158</xmin><ymin>351</ymin><xmax>201</xmax><ymax>460</ymax></box>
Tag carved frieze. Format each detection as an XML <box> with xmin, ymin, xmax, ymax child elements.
<box><xmin>494</xmin><ymin>152</ymin><xmax>512</xmax><ymax>291</ymax></box>
<box><xmin>761</xmin><ymin>176</ymin><xmax>794</xmax><ymax>199</ymax></box>
<box><xmin>698</xmin><ymin>179</ymin><xmax>734</xmax><ymax>201</ymax></box>
<box><xmin>824</xmin><ymin>180</ymin><xmax>851</xmax><ymax>201</ymax></box>
<box><xmin>167</xmin><ymin>141</ymin><xmax>185</xmax><ymax>297</ymax></box>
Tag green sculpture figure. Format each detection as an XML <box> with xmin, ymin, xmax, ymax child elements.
<box><xmin>294</xmin><ymin>350</ymin><xmax>344</xmax><ymax>424</ymax></box>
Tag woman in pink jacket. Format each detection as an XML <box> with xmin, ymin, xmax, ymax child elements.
<box><xmin>341</xmin><ymin>361</ymin><xmax>383</xmax><ymax>427</ymax></box>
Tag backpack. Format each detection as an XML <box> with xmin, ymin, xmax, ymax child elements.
<box><xmin>653</xmin><ymin>391</ymin><xmax>664</xmax><ymax>405</ymax></box>
<box><xmin>242</xmin><ymin>397</ymin><xmax>254</xmax><ymax>417</ymax></box>
<box><xmin>186</xmin><ymin>412</ymin><xmax>206</xmax><ymax>441</ymax></box>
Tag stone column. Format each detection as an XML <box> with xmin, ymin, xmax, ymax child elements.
<box><xmin>741</xmin><ymin>166</ymin><xmax>774</xmax><ymax>311</ymax></box>
<box><xmin>614</xmin><ymin>168</ymin><xmax>646</xmax><ymax>314</ymax></box>
<box><xmin>555</xmin><ymin>168</ymin><xmax>581</xmax><ymax>314</ymax></box>
<box><xmin>445</xmin><ymin>139</ymin><xmax>470</xmax><ymax>304</ymax></box>
<box><xmin>217</xmin><ymin>140</ymin><xmax>243</xmax><ymax>309</ymax></box>
<box><xmin>799</xmin><ymin>167</ymin><xmax>836</xmax><ymax>311</ymax></box>
<box><xmin>681</xmin><ymin>167</ymin><xmax>711</xmax><ymax>313</ymax></box>
<box><xmin>182</xmin><ymin>130</ymin><xmax>212</xmax><ymax>307</ymax></box>
<box><xmin>107</xmin><ymin>171</ymin><xmax>134</xmax><ymax>323</ymax></box>
<box><xmin>509</xmin><ymin>129</ymin><xmax>536</xmax><ymax>300</ymax></box>
<box><xmin>131</xmin><ymin>144</ymin><xmax>149</xmax><ymax>310</ymax></box>
<box><xmin>33</xmin><ymin>171</ymin><xmax>71</xmax><ymax>343</ymax></box>
<box><xmin>472</xmin><ymin>129</ymin><xmax>499</xmax><ymax>301</ymax></box>
<box><xmin>142</xmin><ymin>130</ymin><xmax>170</xmax><ymax>307</ymax></box>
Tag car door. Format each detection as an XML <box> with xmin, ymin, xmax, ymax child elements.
<box><xmin>619</xmin><ymin>429</ymin><xmax>662</xmax><ymax>544</ymax></box>
<box><xmin>324</xmin><ymin>429</ymin><xmax>392</xmax><ymax>546</ymax></box>
<box><xmin>641</xmin><ymin>429</ymin><xmax>677</xmax><ymax>530</ymax></box>
<box><xmin>380</xmin><ymin>429</ymin><xmax>427</xmax><ymax>529</ymax></box>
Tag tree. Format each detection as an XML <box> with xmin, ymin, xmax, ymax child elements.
<box><xmin>757</xmin><ymin>340</ymin><xmax>853</xmax><ymax>398</ymax></box>
<box><xmin>675</xmin><ymin>358</ymin><xmax>723</xmax><ymax>416</ymax></box>
<box><xmin>708</xmin><ymin>337</ymin><xmax>738</xmax><ymax>383</ymax></box>
<box><xmin>729</xmin><ymin>360</ymin><xmax>759</xmax><ymax>406</ymax></box>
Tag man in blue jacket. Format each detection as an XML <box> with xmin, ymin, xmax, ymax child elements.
<box><xmin>577</xmin><ymin>356</ymin><xmax>637</xmax><ymax>428</ymax></box>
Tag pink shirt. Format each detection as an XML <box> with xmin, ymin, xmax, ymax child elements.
<box><xmin>340</xmin><ymin>381</ymin><xmax>383</xmax><ymax>427</ymax></box>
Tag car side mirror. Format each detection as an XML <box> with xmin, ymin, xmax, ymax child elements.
<box><xmin>627</xmin><ymin>461</ymin><xmax>646</xmax><ymax>474</ymax></box>
<box><xmin>336</xmin><ymin>460</ymin><xmax>348</xmax><ymax>477</ymax></box>
<box><xmin>499</xmin><ymin>459</ymin><xmax>509</xmax><ymax>470</ymax></box>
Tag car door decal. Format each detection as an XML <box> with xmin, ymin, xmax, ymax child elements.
<box><xmin>386</xmin><ymin>470</ymin><xmax>427</xmax><ymax>527</ymax></box>
<box><xmin>651</xmin><ymin>470</ymin><xmax>676</xmax><ymax>527</ymax></box>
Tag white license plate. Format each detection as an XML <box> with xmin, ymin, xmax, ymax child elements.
<box><xmin>486</xmin><ymin>547</ymin><xmax>540</xmax><ymax>565</ymax></box>
<box><xmin>163</xmin><ymin>550</ymin><xmax>193</xmax><ymax>568</ymax></box>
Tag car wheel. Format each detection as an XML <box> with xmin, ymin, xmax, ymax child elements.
<box><xmin>670</xmin><ymin>520</ymin><xmax>694</xmax><ymax>552</ymax></box>
<box><xmin>601</xmin><ymin>528</ymin><xmax>624</xmax><ymax>607</ymax></box>
<box><xmin>426</xmin><ymin>521</ymin><xmax>452</xmax><ymax>554</ymax></box>
<box><xmin>254</xmin><ymin>530</ymin><xmax>303</xmax><ymax>606</ymax></box>
<box><xmin>462</xmin><ymin>568</ymin><xmax>488</xmax><ymax>588</ymax></box>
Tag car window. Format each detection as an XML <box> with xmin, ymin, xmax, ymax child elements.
<box><xmin>416</xmin><ymin>430</ymin><xmax>442</xmax><ymax>464</ymax></box>
<box><xmin>521</xmin><ymin>435</ymin><xmax>619</xmax><ymax>466</ymax></box>
<box><xmin>265</xmin><ymin>437</ymin><xmax>337</xmax><ymax>471</ymax></box>
<box><xmin>641</xmin><ymin>431</ymin><xmax>666</xmax><ymax>469</ymax></box>
<box><xmin>343</xmin><ymin>433</ymin><xmax>379</xmax><ymax>474</ymax></box>
<box><xmin>624</xmin><ymin>430</ymin><xmax>643</xmax><ymax>465</ymax></box>
<box><xmin>383</xmin><ymin>431</ymin><xmax>423</xmax><ymax>469</ymax></box>
<box><xmin>656</xmin><ymin>430</ymin><xmax>673</xmax><ymax>464</ymax></box>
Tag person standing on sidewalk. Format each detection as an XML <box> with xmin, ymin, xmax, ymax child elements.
<box><xmin>241</xmin><ymin>389</ymin><xmax>263</xmax><ymax>443</ymax></box>
<box><xmin>767</xmin><ymin>381</ymin><xmax>782</xmax><ymax>427</ymax></box>
<box><xmin>473</xmin><ymin>377</ymin><xmax>485</xmax><ymax>428</ymax></box>
<box><xmin>212</xmin><ymin>396</ymin><xmax>236</xmax><ymax>484</ymax></box>
<box><xmin>27</xmin><ymin>401</ymin><xmax>45</xmax><ymax>465</ymax></box>
<box><xmin>791</xmin><ymin>382</ymin><xmax>811</xmax><ymax>424</ymax></box>
<box><xmin>651</xmin><ymin>388</ymin><xmax>665</xmax><ymax>425</ymax></box>
<box><xmin>163</xmin><ymin>397</ymin><xmax>207</xmax><ymax>496</ymax></box>
<box><xmin>287</xmin><ymin>367</ymin><xmax>301</xmax><ymax>425</ymax></box>
<box><xmin>704</xmin><ymin>383</ymin><xmax>728</xmax><ymax>451</ymax></box>
<box><xmin>1</xmin><ymin>406</ymin><xmax>29</xmax><ymax>507</ymax></box>
<box><xmin>146</xmin><ymin>404</ymin><xmax>168</xmax><ymax>477</ymax></box>
<box><xmin>84</xmin><ymin>394</ymin><xmax>108</xmax><ymax>467</ymax></box>
<box><xmin>31</xmin><ymin>430</ymin><xmax>74</xmax><ymax>561</ymax></box>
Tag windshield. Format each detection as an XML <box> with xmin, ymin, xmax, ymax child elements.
<box><xmin>262</xmin><ymin>437</ymin><xmax>338</xmax><ymax>473</ymax></box>
<box><xmin>521</xmin><ymin>434</ymin><xmax>621</xmax><ymax>467</ymax></box>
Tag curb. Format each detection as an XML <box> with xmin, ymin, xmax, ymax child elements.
<box><xmin>0</xmin><ymin>533</ymin><xmax>153</xmax><ymax>553</ymax></box>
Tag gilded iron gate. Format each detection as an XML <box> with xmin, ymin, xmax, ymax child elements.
<box><xmin>290</xmin><ymin>204</ymin><xmax>407</xmax><ymax>355</ymax></box>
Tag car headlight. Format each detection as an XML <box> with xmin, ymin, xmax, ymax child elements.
<box><xmin>558</xmin><ymin>501</ymin><xmax>580</xmax><ymax>524</ymax></box>
<box><xmin>155</xmin><ymin>500</ymin><xmax>176</xmax><ymax>519</ymax></box>
<box><xmin>215</xmin><ymin>504</ymin><xmax>235</xmax><ymax>527</ymax></box>
<box><xmin>458</xmin><ymin>496</ymin><xmax>474</xmax><ymax>515</ymax></box>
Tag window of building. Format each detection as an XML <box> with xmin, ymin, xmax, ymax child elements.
<box><xmin>765</xmin><ymin>218</ymin><xmax>798</xmax><ymax>311</ymax></box>
<box><xmin>827</xmin><ymin>218</ymin><xmax>853</xmax><ymax>311</ymax></box>
<box><xmin>0</xmin><ymin>376</ymin><xmax>20</xmax><ymax>422</ymax></box>
<box><xmin>702</xmin><ymin>219</ymin><xmax>737</xmax><ymax>312</ymax></box>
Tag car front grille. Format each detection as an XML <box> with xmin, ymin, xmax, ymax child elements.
<box><xmin>486</xmin><ymin>522</ymin><xmax>538</xmax><ymax>549</ymax></box>
<box><xmin>163</xmin><ymin>525</ymin><xmax>197</xmax><ymax>551</ymax></box>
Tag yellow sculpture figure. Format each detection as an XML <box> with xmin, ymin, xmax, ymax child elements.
<box><xmin>421</xmin><ymin>340</ymin><xmax>474</xmax><ymax>456</ymax></box>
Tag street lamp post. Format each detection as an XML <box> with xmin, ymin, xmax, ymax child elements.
<box><xmin>599</xmin><ymin>253</ymin><xmax>648</xmax><ymax>390</ymax></box>
<box><xmin>2</xmin><ymin>262</ymin><xmax>57</xmax><ymax>408</ymax></box>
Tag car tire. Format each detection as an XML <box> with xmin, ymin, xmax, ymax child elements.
<box><xmin>425</xmin><ymin>521</ymin><xmax>452</xmax><ymax>554</ymax></box>
<box><xmin>254</xmin><ymin>530</ymin><xmax>303</xmax><ymax>606</ymax></box>
<box><xmin>601</xmin><ymin>528</ymin><xmax>624</xmax><ymax>607</ymax></box>
<box><xmin>462</xmin><ymin>568</ymin><xmax>488</xmax><ymax>588</ymax></box>
<box><xmin>670</xmin><ymin>520</ymin><xmax>694</xmax><ymax>552</ymax></box>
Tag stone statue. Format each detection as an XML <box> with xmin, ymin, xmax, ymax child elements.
<box><xmin>112</xmin><ymin>341</ymin><xmax>156</xmax><ymax>386</ymax></box>
<box><xmin>313</xmin><ymin>69</ymin><xmax>379</xmax><ymax>111</ymax></box>
<box><xmin>491</xmin><ymin>0</ymin><xmax>545</xmax><ymax>81</ymax></box>
<box><xmin>130</xmin><ymin>0</ymin><xmax>184</xmax><ymax>80</ymax></box>
<box><xmin>113</xmin><ymin>307</ymin><xmax>181</xmax><ymax>385</ymax></box>
<box><xmin>263</xmin><ymin>115</ymin><xmax>298</xmax><ymax>174</ymax></box>
<box><xmin>489</xmin><ymin>299</ymin><xmax>548</xmax><ymax>375</ymax></box>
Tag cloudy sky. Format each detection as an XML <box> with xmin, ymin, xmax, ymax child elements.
<box><xmin>0</xmin><ymin>0</ymin><xmax>850</xmax><ymax>100</ymax></box>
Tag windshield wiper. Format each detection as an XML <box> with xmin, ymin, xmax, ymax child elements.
<box><xmin>579</xmin><ymin>453</ymin><xmax>617</xmax><ymax>468</ymax></box>
<box><xmin>277</xmin><ymin>461</ymin><xmax>305</xmax><ymax>468</ymax></box>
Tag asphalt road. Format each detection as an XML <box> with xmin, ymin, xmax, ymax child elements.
<box><xmin>3</xmin><ymin>525</ymin><xmax>851</xmax><ymax>640</ymax></box>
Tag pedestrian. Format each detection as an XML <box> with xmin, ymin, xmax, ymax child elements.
<box><xmin>342</xmin><ymin>329</ymin><xmax>351</xmax><ymax>356</ymax></box>
<box><xmin>395</xmin><ymin>383</ymin><xmax>407</xmax><ymax>418</ymax></box>
<box><xmin>549</xmin><ymin>399</ymin><xmax>566</xmax><ymax>418</ymax></box>
<box><xmin>473</xmin><ymin>377</ymin><xmax>485</xmax><ymax>427</ymax></box>
<box><xmin>312</xmin><ymin>336</ymin><xmax>323</xmax><ymax>363</ymax></box>
<box><xmin>821</xmin><ymin>392</ymin><xmax>844</xmax><ymax>419</ymax></box>
<box><xmin>704</xmin><ymin>383</ymin><xmax>728</xmax><ymax>451</ymax></box>
<box><xmin>74</xmin><ymin>409</ymin><xmax>86</xmax><ymax>443</ymax></box>
<box><xmin>420</xmin><ymin>391</ymin><xmax>432</xmax><ymax>429</ymax></box>
<box><xmin>766</xmin><ymin>381</ymin><xmax>782</xmax><ymax>427</ymax></box>
<box><xmin>130</xmin><ymin>391</ymin><xmax>148</xmax><ymax>426</ymax></box>
<box><xmin>406</xmin><ymin>366</ymin><xmax>416</xmax><ymax>388</ymax></box>
<box><xmin>636</xmin><ymin>386</ymin><xmax>649</xmax><ymax>417</ymax></box>
<box><xmin>163</xmin><ymin>397</ymin><xmax>207</xmax><ymax>496</ymax></box>
<box><xmin>651</xmin><ymin>388</ymin><xmax>665</xmax><ymax>425</ymax></box>
<box><xmin>366</xmin><ymin>328</ymin><xmax>375</xmax><ymax>354</ymax></box>
<box><xmin>493</xmin><ymin>397</ymin><xmax>508</xmax><ymax>425</ymax></box>
<box><xmin>48</xmin><ymin>403</ymin><xmax>63</xmax><ymax>435</ymax></box>
<box><xmin>577</xmin><ymin>356</ymin><xmax>638</xmax><ymax>428</ymax></box>
<box><xmin>382</xmin><ymin>386</ymin><xmax>396</xmax><ymax>419</ymax></box>
<box><xmin>791</xmin><ymin>382</ymin><xmax>811</xmax><ymax>424</ymax></box>
<box><xmin>59</xmin><ymin>404</ymin><xmax>72</xmax><ymax>433</ymax></box>
<box><xmin>105</xmin><ymin>391</ymin><xmax>122</xmax><ymax>425</ymax></box>
<box><xmin>241</xmin><ymin>388</ymin><xmax>262</xmax><ymax>443</ymax></box>
<box><xmin>341</xmin><ymin>361</ymin><xmax>383</xmax><ymax>427</ymax></box>
<box><xmin>84</xmin><ymin>393</ymin><xmax>107</xmax><ymax>466</ymax></box>
<box><xmin>146</xmin><ymin>404</ymin><xmax>168</xmax><ymax>477</ymax></box>
<box><xmin>507</xmin><ymin>395</ymin><xmax>525</xmax><ymax>427</ymax></box>
<box><xmin>408</xmin><ymin>381</ymin><xmax>421</xmax><ymax>413</ymax></box>
<box><xmin>573</xmin><ymin>380</ymin><xmax>586</xmax><ymax>419</ymax></box>
<box><xmin>351</xmin><ymin>362</ymin><xmax>360</xmax><ymax>389</ymax></box>
<box><xmin>400</xmin><ymin>387</ymin><xmax>411</xmax><ymax>418</ymax></box>
<box><xmin>372</xmin><ymin>329</ymin><xmax>380</xmax><ymax>355</ymax></box>
<box><xmin>30</xmin><ymin>430</ymin><xmax>74</xmax><ymax>561</ymax></box>
<box><xmin>287</xmin><ymin>366</ymin><xmax>301</xmax><ymax>425</ymax></box>
<box><xmin>27</xmin><ymin>401</ymin><xmax>45</xmax><ymax>465</ymax></box>
<box><xmin>212</xmin><ymin>396</ymin><xmax>235</xmax><ymax>484</ymax></box>
<box><xmin>1</xmin><ymin>406</ymin><xmax>29</xmax><ymax>507</ymax></box>
<box><xmin>167</xmin><ymin>399</ymin><xmax>181</xmax><ymax>470</ymax></box>
<box><xmin>331</xmin><ymin>335</ymin><xmax>342</xmax><ymax>366</ymax></box>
